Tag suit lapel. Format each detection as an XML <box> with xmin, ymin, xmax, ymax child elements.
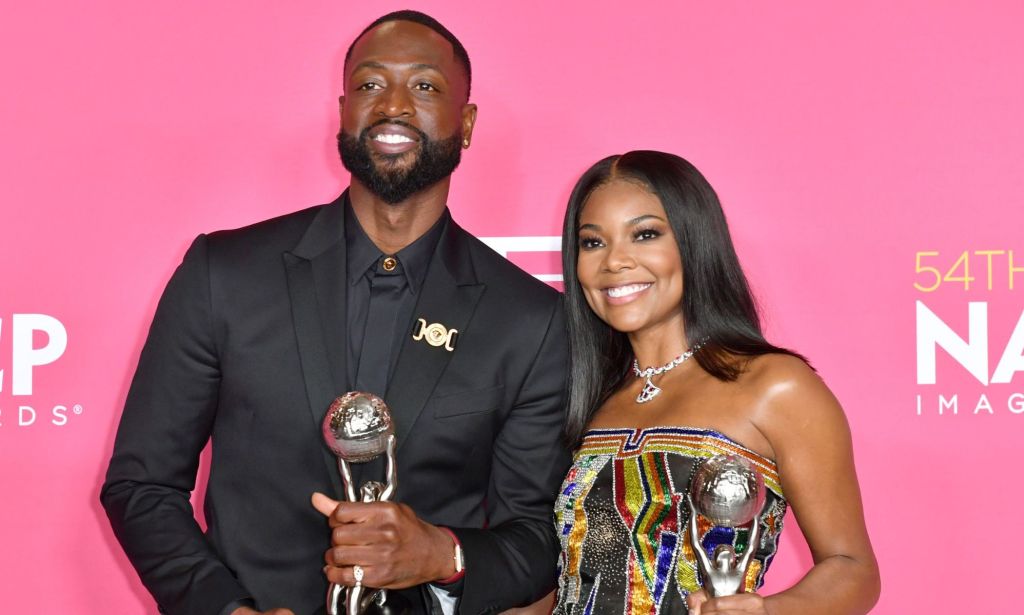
<box><xmin>386</xmin><ymin>220</ymin><xmax>485</xmax><ymax>452</ymax></box>
<box><xmin>284</xmin><ymin>194</ymin><xmax>348</xmax><ymax>497</ymax></box>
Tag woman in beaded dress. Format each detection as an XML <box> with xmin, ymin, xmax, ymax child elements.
<box><xmin>553</xmin><ymin>151</ymin><xmax>879</xmax><ymax>614</ymax></box>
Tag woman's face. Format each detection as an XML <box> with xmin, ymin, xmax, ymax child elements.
<box><xmin>576</xmin><ymin>179</ymin><xmax>685</xmax><ymax>337</ymax></box>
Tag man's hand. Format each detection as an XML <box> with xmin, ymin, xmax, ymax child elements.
<box><xmin>311</xmin><ymin>492</ymin><xmax>457</xmax><ymax>588</ymax></box>
<box><xmin>230</xmin><ymin>608</ymin><xmax>295</xmax><ymax>615</ymax></box>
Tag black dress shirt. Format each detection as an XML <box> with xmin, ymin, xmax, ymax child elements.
<box><xmin>344</xmin><ymin>199</ymin><xmax>448</xmax><ymax>395</ymax></box>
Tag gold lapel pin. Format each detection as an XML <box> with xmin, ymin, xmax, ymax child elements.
<box><xmin>413</xmin><ymin>318</ymin><xmax>458</xmax><ymax>352</ymax></box>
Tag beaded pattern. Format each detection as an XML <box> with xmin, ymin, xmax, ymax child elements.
<box><xmin>553</xmin><ymin>427</ymin><xmax>787</xmax><ymax>615</ymax></box>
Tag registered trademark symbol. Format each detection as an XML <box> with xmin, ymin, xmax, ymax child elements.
<box><xmin>73</xmin><ymin>404</ymin><xmax>84</xmax><ymax>415</ymax></box>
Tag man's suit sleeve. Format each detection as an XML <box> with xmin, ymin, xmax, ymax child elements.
<box><xmin>100</xmin><ymin>235</ymin><xmax>253</xmax><ymax>615</ymax></box>
<box><xmin>451</xmin><ymin>298</ymin><xmax>571</xmax><ymax>614</ymax></box>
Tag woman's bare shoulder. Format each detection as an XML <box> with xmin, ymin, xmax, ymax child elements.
<box><xmin>738</xmin><ymin>353</ymin><xmax>848</xmax><ymax>444</ymax></box>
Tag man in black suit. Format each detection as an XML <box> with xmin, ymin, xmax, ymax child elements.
<box><xmin>101</xmin><ymin>11</ymin><xmax>569</xmax><ymax>615</ymax></box>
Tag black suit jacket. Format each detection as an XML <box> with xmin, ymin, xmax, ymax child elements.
<box><xmin>101</xmin><ymin>194</ymin><xmax>571</xmax><ymax>615</ymax></box>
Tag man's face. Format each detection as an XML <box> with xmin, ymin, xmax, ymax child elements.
<box><xmin>338</xmin><ymin>20</ymin><xmax>477</xmax><ymax>204</ymax></box>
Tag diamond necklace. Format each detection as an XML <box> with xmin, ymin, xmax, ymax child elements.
<box><xmin>632</xmin><ymin>345</ymin><xmax>701</xmax><ymax>404</ymax></box>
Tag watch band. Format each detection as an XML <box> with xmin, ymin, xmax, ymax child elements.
<box><xmin>435</xmin><ymin>526</ymin><xmax>465</xmax><ymax>584</ymax></box>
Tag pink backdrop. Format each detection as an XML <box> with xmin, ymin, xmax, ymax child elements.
<box><xmin>2</xmin><ymin>1</ymin><xmax>1021</xmax><ymax>612</ymax></box>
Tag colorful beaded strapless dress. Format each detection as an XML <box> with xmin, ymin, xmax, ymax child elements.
<box><xmin>553</xmin><ymin>427</ymin><xmax>787</xmax><ymax>615</ymax></box>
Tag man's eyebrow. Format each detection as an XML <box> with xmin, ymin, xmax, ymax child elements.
<box><xmin>351</xmin><ymin>61</ymin><xmax>443</xmax><ymax>72</ymax></box>
<box><xmin>352</xmin><ymin>61</ymin><xmax>387</xmax><ymax>72</ymax></box>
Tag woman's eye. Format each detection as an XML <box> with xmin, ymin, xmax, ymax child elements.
<box><xmin>579</xmin><ymin>237</ymin><xmax>604</xmax><ymax>250</ymax></box>
<box><xmin>635</xmin><ymin>228</ymin><xmax>661</xmax><ymax>241</ymax></box>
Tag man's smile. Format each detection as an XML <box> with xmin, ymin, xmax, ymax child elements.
<box><xmin>367</xmin><ymin>123</ymin><xmax>421</xmax><ymax>155</ymax></box>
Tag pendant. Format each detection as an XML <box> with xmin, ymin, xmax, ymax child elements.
<box><xmin>636</xmin><ymin>377</ymin><xmax>661</xmax><ymax>403</ymax></box>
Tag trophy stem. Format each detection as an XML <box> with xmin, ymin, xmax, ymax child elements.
<box><xmin>339</xmin><ymin>458</ymin><xmax>358</xmax><ymax>503</ymax></box>
<box><xmin>327</xmin><ymin>581</ymin><xmax>343</xmax><ymax>615</ymax></box>
<box><xmin>348</xmin><ymin>582</ymin><xmax>363</xmax><ymax>615</ymax></box>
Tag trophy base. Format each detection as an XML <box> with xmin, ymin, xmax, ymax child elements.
<box><xmin>327</xmin><ymin>586</ymin><xmax>413</xmax><ymax>615</ymax></box>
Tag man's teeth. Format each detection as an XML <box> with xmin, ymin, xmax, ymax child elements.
<box><xmin>374</xmin><ymin>134</ymin><xmax>414</xmax><ymax>144</ymax></box>
<box><xmin>606</xmin><ymin>283</ymin><xmax>651</xmax><ymax>298</ymax></box>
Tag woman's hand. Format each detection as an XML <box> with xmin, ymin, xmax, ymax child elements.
<box><xmin>686</xmin><ymin>590</ymin><xmax>770</xmax><ymax>614</ymax></box>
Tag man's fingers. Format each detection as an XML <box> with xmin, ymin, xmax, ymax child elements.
<box><xmin>312</xmin><ymin>493</ymin><xmax>381</xmax><ymax>527</ymax></box>
<box><xmin>323</xmin><ymin>563</ymin><xmax>381</xmax><ymax>587</ymax></box>
<box><xmin>311</xmin><ymin>492</ymin><xmax>339</xmax><ymax>517</ymax></box>
<box><xmin>330</xmin><ymin>500</ymin><xmax>399</xmax><ymax>524</ymax></box>
<box><xmin>325</xmin><ymin>544</ymin><xmax>392</xmax><ymax>567</ymax></box>
<box><xmin>330</xmin><ymin>520</ymin><xmax>399</xmax><ymax>547</ymax></box>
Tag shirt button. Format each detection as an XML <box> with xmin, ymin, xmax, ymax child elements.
<box><xmin>382</xmin><ymin>256</ymin><xmax>398</xmax><ymax>272</ymax></box>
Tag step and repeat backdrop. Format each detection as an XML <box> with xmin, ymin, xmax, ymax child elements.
<box><xmin>1</xmin><ymin>1</ymin><xmax>1021</xmax><ymax>612</ymax></box>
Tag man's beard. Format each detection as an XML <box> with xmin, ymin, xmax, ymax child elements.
<box><xmin>338</xmin><ymin>120</ymin><xmax>462</xmax><ymax>204</ymax></box>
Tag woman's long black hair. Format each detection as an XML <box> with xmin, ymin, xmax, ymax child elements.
<box><xmin>562</xmin><ymin>151</ymin><xmax>805</xmax><ymax>446</ymax></box>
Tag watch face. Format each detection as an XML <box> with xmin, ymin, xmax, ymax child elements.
<box><xmin>454</xmin><ymin>543</ymin><xmax>464</xmax><ymax>572</ymax></box>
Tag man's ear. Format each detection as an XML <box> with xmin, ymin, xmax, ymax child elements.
<box><xmin>461</xmin><ymin>103</ymin><xmax>478</xmax><ymax>149</ymax></box>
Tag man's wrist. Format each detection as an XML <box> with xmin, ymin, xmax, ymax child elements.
<box><xmin>434</xmin><ymin>526</ymin><xmax>465</xmax><ymax>584</ymax></box>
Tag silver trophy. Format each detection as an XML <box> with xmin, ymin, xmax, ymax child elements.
<box><xmin>686</xmin><ymin>454</ymin><xmax>766</xmax><ymax>597</ymax></box>
<box><xmin>322</xmin><ymin>392</ymin><xmax>398</xmax><ymax>615</ymax></box>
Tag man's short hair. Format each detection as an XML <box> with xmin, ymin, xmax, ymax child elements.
<box><xmin>344</xmin><ymin>10</ymin><xmax>472</xmax><ymax>99</ymax></box>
